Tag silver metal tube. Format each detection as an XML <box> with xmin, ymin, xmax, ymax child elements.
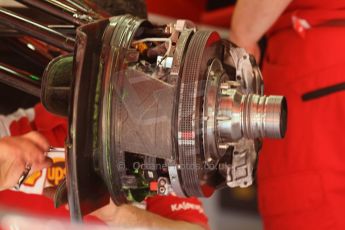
<box><xmin>217</xmin><ymin>89</ymin><xmax>287</xmax><ymax>141</ymax></box>
<box><xmin>242</xmin><ymin>94</ymin><xmax>287</xmax><ymax>139</ymax></box>
<box><xmin>0</xmin><ymin>63</ymin><xmax>41</xmax><ymax>97</ymax></box>
<box><xmin>15</xmin><ymin>0</ymin><xmax>99</xmax><ymax>25</ymax></box>
<box><xmin>0</xmin><ymin>7</ymin><xmax>75</xmax><ymax>51</ymax></box>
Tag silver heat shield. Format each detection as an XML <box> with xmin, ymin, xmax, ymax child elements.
<box><xmin>114</xmin><ymin>69</ymin><xmax>174</xmax><ymax>159</ymax></box>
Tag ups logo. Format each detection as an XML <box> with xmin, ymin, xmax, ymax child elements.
<box><xmin>46</xmin><ymin>158</ymin><xmax>66</xmax><ymax>186</ymax></box>
<box><xmin>23</xmin><ymin>171</ymin><xmax>42</xmax><ymax>187</ymax></box>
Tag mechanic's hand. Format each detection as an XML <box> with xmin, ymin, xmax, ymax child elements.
<box><xmin>229</xmin><ymin>30</ymin><xmax>261</xmax><ymax>63</ymax></box>
<box><xmin>245</xmin><ymin>43</ymin><xmax>261</xmax><ymax>64</ymax></box>
<box><xmin>89</xmin><ymin>199</ymin><xmax>125</xmax><ymax>226</ymax></box>
<box><xmin>0</xmin><ymin>131</ymin><xmax>52</xmax><ymax>190</ymax></box>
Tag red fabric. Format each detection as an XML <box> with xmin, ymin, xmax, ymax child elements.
<box><xmin>0</xmin><ymin>190</ymin><xmax>70</xmax><ymax>219</ymax></box>
<box><xmin>146</xmin><ymin>195</ymin><xmax>209</xmax><ymax>229</ymax></box>
<box><xmin>269</xmin><ymin>9</ymin><xmax>345</xmax><ymax>37</ymax></box>
<box><xmin>9</xmin><ymin>104</ymin><xmax>67</xmax><ymax>147</ymax></box>
<box><xmin>9</xmin><ymin>117</ymin><xmax>32</xmax><ymax>136</ymax></box>
<box><xmin>258</xmin><ymin>1</ymin><xmax>345</xmax><ymax>229</ymax></box>
<box><xmin>200</xmin><ymin>6</ymin><xmax>234</xmax><ymax>28</ymax></box>
<box><xmin>146</xmin><ymin>0</ymin><xmax>234</xmax><ymax>28</ymax></box>
<box><xmin>146</xmin><ymin>0</ymin><xmax>206</xmax><ymax>22</ymax></box>
<box><xmin>32</xmin><ymin>103</ymin><xmax>67</xmax><ymax>147</ymax></box>
<box><xmin>286</xmin><ymin>0</ymin><xmax>345</xmax><ymax>11</ymax></box>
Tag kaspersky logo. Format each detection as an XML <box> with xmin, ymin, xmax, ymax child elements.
<box><xmin>171</xmin><ymin>201</ymin><xmax>204</xmax><ymax>214</ymax></box>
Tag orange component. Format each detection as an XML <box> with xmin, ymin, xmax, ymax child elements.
<box><xmin>135</xmin><ymin>42</ymin><xmax>149</xmax><ymax>54</ymax></box>
<box><xmin>150</xmin><ymin>181</ymin><xmax>158</xmax><ymax>191</ymax></box>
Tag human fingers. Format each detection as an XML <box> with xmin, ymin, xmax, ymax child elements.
<box><xmin>0</xmin><ymin>136</ymin><xmax>50</xmax><ymax>190</ymax></box>
<box><xmin>89</xmin><ymin>199</ymin><xmax>118</xmax><ymax>221</ymax></box>
<box><xmin>0</xmin><ymin>159</ymin><xmax>26</xmax><ymax>190</ymax></box>
<box><xmin>22</xmin><ymin>131</ymin><xmax>50</xmax><ymax>151</ymax></box>
<box><xmin>17</xmin><ymin>137</ymin><xmax>52</xmax><ymax>170</ymax></box>
<box><xmin>245</xmin><ymin>43</ymin><xmax>261</xmax><ymax>64</ymax></box>
<box><xmin>30</xmin><ymin>156</ymin><xmax>53</xmax><ymax>173</ymax></box>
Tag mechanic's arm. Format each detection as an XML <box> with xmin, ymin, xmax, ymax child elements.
<box><xmin>0</xmin><ymin>131</ymin><xmax>52</xmax><ymax>190</ymax></box>
<box><xmin>91</xmin><ymin>201</ymin><xmax>206</xmax><ymax>230</ymax></box>
<box><xmin>229</xmin><ymin>0</ymin><xmax>293</xmax><ymax>57</ymax></box>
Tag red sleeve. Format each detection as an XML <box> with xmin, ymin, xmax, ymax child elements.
<box><xmin>146</xmin><ymin>195</ymin><xmax>209</xmax><ymax>229</ymax></box>
<box><xmin>32</xmin><ymin>103</ymin><xmax>67</xmax><ymax>147</ymax></box>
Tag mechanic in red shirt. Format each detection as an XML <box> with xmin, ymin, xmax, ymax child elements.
<box><xmin>230</xmin><ymin>0</ymin><xmax>345</xmax><ymax>229</ymax></box>
<box><xmin>0</xmin><ymin>103</ymin><xmax>209</xmax><ymax>230</ymax></box>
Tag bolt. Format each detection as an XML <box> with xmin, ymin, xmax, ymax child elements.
<box><xmin>159</xmin><ymin>179</ymin><xmax>166</xmax><ymax>186</ymax></box>
<box><xmin>220</xmin><ymin>82</ymin><xmax>230</xmax><ymax>90</ymax></box>
<box><xmin>216</xmin><ymin>116</ymin><xmax>231</xmax><ymax>121</ymax></box>
<box><xmin>219</xmin><ymin>143</ymin><xmax>230</xmax><ymax>150</ymax></box>
<box><xmin>230</xmin><ymin>81</ymin><xmax>241</xmax><ymax>87</ymax></box>
<box><xmin>159</xmin><ymin>187</ymin><xmax>166</xmax><ymax>194</ymax></box>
